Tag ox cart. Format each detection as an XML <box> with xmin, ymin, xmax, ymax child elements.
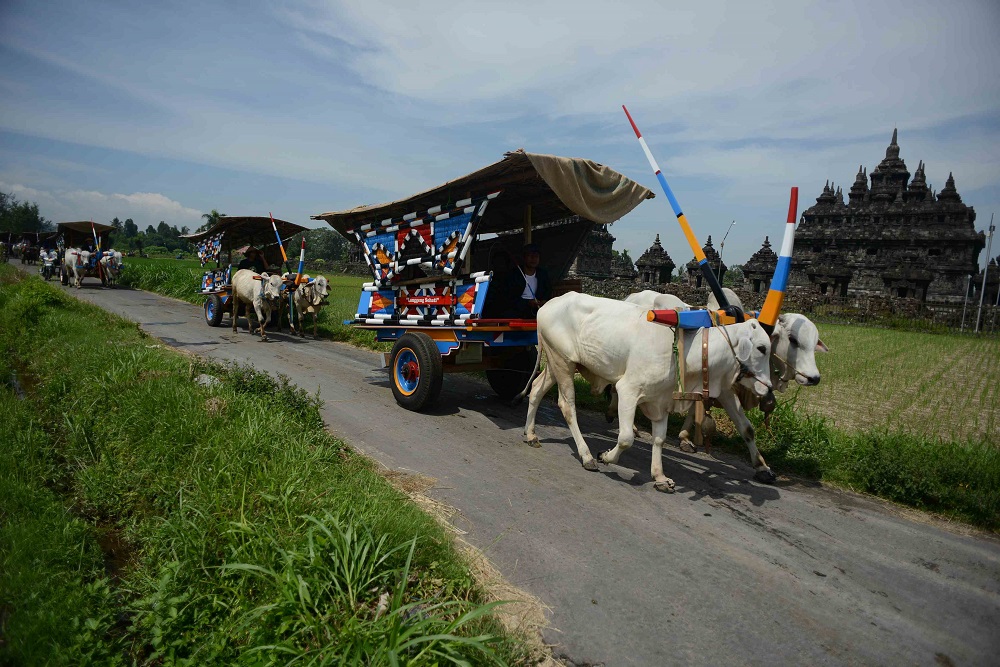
<box><xmin>57</xmin><ymin>221</ymin><xmax>115</xmax><ymax>287</ymax></box>
<box><xmin>312</xmin><ymin>149</ymin><xmax>654</xmax><ymax>411</ymax></box>
<box><xmin>181</xmin><ymin>216</ymin><xmax>306</xmax><ymax>328</ymax></box>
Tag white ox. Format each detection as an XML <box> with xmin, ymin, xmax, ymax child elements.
<box><xmin>62</xmin><ymin>248</ymin><xmax>91</xmax><ymax>288</ymax></box>
<box><xmin>626</xmin><ymin>288</ymin><xmax>828</xmax><ymax>455</ymax></box>
<box><xmin>523</xmin><ymin>293</ymin><xmax>774</xmax><ymax>491</ymax></box>
<box><xmin>289</xmin><ymin>274</ymin><xmax>330</xmax><ymax>338</ymax></box>
<box><xmin>99</xmin><ymin>250</ymin><xmax>124</xmax><ymax>287</ymax></box>
<box><xmin>231</xmin><ymin>269</ymin><xmax>283</xmax><ymax>341</ymax></box>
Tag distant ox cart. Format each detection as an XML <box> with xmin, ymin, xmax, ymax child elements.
<box><xmin>57</xmin><ymin>221</ymin><xmax>116</xmax><ymax>288</ymax></box>
<box><xmin>181</xmin><ymin>216</ymin><xmax>307</xmax><ymax>329</ymax></box>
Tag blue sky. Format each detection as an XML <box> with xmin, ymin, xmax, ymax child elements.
<box><xmin>1</xmin><ymin>0</ymin><xmax>998</xmax><ymax>265</ymax></box>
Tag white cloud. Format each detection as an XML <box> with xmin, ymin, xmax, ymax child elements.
<box><xmin>0</xmin><ymin>182</ymin><xmax>204</xmax><ymax>230</ymax></box>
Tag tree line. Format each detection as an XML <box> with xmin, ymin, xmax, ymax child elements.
<box><xmin>1</xmin><ymin>191</ymin><xmax>351</xmax><ymax>261</ymax></box>
<box><xmin>0</xmin><ymin>191</ymin><xmax>52</xmax><ymax>233</ymax></box>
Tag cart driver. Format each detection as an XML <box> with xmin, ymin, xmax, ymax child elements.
<box><xmin>502</xmin><ymin>243</ymin><xmax>552</xmax><ymax>319</ymax></box>
<box><xmin>238</xmin><ymin>246</ymin><xmax>267</xmax><ymax>274</ymax></box>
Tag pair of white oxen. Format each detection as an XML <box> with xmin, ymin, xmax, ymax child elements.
<box><xmin>520</xmin><ymin>289</ymin><xmax>827</xmax><ymax>491</ymax></box>
<box><xmin>63</xmin><ymin>248</ymin><xmax>124</xmax><ymax>287</ymax></box>
<box><xmin>229</xmin><ymin>269</ymin><xmax>330</xmax><ymax>341</ymax></box>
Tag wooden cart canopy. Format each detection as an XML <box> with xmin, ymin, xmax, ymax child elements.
<box><xmin>180</xmin><ymin>216</ymin><xmax>306</xmax><ymax>248</ymax></box>
<box><xmin>312</xmin><ymin>150</ymin><xmax>655</xmax><ymax>239</ymax></box>
<box><xmin>58</xmin><ymin>221</ymin><xmax>116</xmax><ymax>234</ymax></box>
<box><xmin>57</xmin><ymin>221</ymin><xmax>115</xmax><ymax>247</ymax></box>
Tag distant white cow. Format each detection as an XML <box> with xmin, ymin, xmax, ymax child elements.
<box><xmin>624</xmin><ymin>289</ymin><xmax>690</xmax><ymax>311</ymax></box>
<box><xmin>62</xmin><ymin>248</ymin><xmax>91</xmax><ymax>288</ymax></box>
<box><xmin>288</xmin><ymin>275</ymin><xmax>329</xmax><ymax>338</ymax></box>
<box><xmin>99</xmin><ymin>250</ymin><xmax>124</xmax><ymax>287</ymax></box>
<box><xmin>231</xmin><ymin>269</ymin><xmax>283</xmax><ymax>341</ymax></box>
<box><xmin>523</xmin><ymin>293</ymin><xmax>774</xmax><ymax>490</ymax></box>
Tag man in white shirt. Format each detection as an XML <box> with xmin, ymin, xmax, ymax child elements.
<box><xmin>503</xmin><ymin>243</ymin><xmax>552</xmax><ymax>319</ymax></box>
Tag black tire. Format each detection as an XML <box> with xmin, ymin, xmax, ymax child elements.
<box><xmin>205</xmin><ymin>294</ymin><xmax>224</xmax><ymax>327</ymax></box>
<box><xmin>485</xmin><ymin>346</ymin><xmax>538</xmax><ymax>400</ymax></box>
<box><xmin>390</xmin><ymin>332</ymin><xmax>444</xmax><ymax>411</ymax></box>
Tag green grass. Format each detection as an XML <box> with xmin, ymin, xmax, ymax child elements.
<box><xmin>791</xmin><ymin>323</ymin><xmax>999</xmax><ymax>446</ymax></box>
<box><xmin>0</xmin><ymin>264</ymin><xmax>534</xmax><ymax>665</ymax></box>
<box><xmin>707</xmin><ymin>397</ymin><xmax>1000</xmax><ymax>531</ymax></box>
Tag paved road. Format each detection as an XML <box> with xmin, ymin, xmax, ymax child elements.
<box><xmin>64</xmin><ymin>284</ymin><xmax>999</xmax><ymax>666</ymax></box>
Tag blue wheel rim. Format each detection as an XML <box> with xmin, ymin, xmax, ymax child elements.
<box><xmin>206</xmin><ymin>300</ymin><xmax>215</xmax><ymax>321</ymax></box>
<box><xmin>394</xmin><ymin>349</ymin><xmax>419</xmax><ymax>395</ymax></box>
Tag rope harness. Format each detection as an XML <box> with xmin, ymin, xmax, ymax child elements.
<box><xmin>770</xmin><ymin>351</ymin><xmax>810</xmax><ymax>385</ymax></box>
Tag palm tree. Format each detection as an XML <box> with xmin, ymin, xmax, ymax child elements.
<box><xmin>198</xmin><ymin>209</ymin><xmax>225</xmax><ymax>233</ymax></box>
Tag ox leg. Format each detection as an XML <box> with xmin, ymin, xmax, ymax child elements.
<box><xmin>554</xmin><ymin>376</ymin><xmax>600</xmax><ymax>471</ymax></box>
<box><xmin>716</xmin><ymin>391</ymin><xmax>776</xmax><ymax>484</ymax></box>
<box><xmin>523</xmin><ymin>365</ymin><xmax>555</xmax><ymax>448</ymax></box>
<box><xmin>232</xmin><ymin>297</ymin><xmax>240</xmax><ymax>335</ymax></box>
<box><xmin>599</xmin><ymin>385</ymin><xmax>638</xmax><ymax>466</ymax></box>
<box><xmin>649</xmin><ymin>418</ymin><xmax>676</xmax><ymax>493</ymax></box>
<box><xmin>312</xmin><ymin>312</ymin><xmax>318</xmax><ymax>339</ymax></box>
<box><xmin>605</xmin><ymin>388</ymin><xmax>617</xmax><ymax>423</ymax></box>
<box><xmin>257</xmin><ymin>307</ymin><xmax>269</xmax><ymax>341</ymax></box>
<box><xmin>678</xmin><ymin>406</ymin><xmax>698</xmax><ymax>453</ymax></box>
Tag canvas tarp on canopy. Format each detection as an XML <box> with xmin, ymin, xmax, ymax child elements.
<box><xmin>180</xmin><ymin>216</ymin><xmax>306</xmax><ymax>249</ymax></box>
<box><xmin>57</xmin><ymin>221</ymin><xmax>115</xmax><ymax>247</ymax></box>
<box><xmin>312</xmin><ymin>150</ymin><xmax>654</xmax><ymax>239</ymax></box>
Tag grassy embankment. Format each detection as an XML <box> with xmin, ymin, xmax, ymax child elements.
<box><xmin>0</xmin><ymin>264</ymin><xmax>536</xmax><ymax>665</ymax></box>
<box><xmin>708</xmin><ymin>321</ymin><xmax>1000</xmax><ymax>530</ymax></box>
<box><xmin>116</xmin><ymin>259</ymin><xmax>1000</xmax><ymax>530</ymax></box>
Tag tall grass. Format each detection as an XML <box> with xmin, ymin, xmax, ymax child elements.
<box><xmin>0</xmin><ymin>265</ymin><xmax>531</xmax><ymax>665</ymax></box>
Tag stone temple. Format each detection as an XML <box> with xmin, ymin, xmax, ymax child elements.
<box><xmin>785</xmin><ymin>130</ymin><xmax>985</xmax><ymax>303</ymax></box>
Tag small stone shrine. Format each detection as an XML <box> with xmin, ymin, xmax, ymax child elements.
<box><xmin>743</xmin><ymin>236</ymin><xmax>778</xmax><ymax>293</ymax></box>
<box><xmin>685</xmin><ymin>235</ymin><xmax>726</xmax><ymax>287</ymax></box>
<box><xmin>789</xmin><ymin>130</ymin><xmax>985</xmax><ymax>303</ymax></box>
<box><xmin>636</xmin><ymin>234</ymin><xmax>675</xmax><ymax>284</ymax></box>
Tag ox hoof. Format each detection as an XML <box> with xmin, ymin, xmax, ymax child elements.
<box><xmin>524</xmin><ymin>436</ymin><xmax>541</xmax><ymax>448</ymax></box>
<box><xmin>653</xmin><ymin>479</ymin><xmax>676</xmax><ymax>493</ymax></box>
<box><xmin>753</xmin><ymin>468</ymin><xmax>777</xmax><ymax>484</ymax></box>
<box><xmin>679</xmin><ymin>439</ymin><xmax>697</xmax><ymax>454</ymax></box>
<box><xmin>582</xmin><ymin>459</ymin><xmax>599</xmax><ymax>472</ymax></box>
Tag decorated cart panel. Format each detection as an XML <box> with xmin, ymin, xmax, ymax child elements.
<box><xmin>312</xmin><ymin>149</ymin><xmax>656</xmax><ymax>411</ymax></box>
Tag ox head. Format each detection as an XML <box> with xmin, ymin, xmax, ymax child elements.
<box><xmin>772</xmin><ymin>314</ymin><xmax>828</xmax><ymax>388</ymax></box>
<box><xmin>733</xmin><ymin>319</ymin><xmax>773</xmax><ymax>398</ymax></box>
<box><xmin>310</xmin><ymin>275</ymin><xmax>329</xmax><ymax>306</ymax></box>
<box><xmin>260</xmin><ymin>273</ymin><xmax>283</xmax><ymax>303</ymax></box>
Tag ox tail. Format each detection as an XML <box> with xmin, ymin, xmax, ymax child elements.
<box><xmin>509</xmin><ymin>344</ymin><xmax>543</xmax><ymax>408</ymax></box>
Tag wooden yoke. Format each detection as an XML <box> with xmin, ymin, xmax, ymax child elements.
<box><xmin>673</xmin><ymin>327</ymin><xmax>712</xmax><ymax>453</ymax></box>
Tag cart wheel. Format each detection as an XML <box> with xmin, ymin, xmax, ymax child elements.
<box><xmin>205</xmin><ymin>294</ymin><xmax>224</xmax><ymax>327</ymax></box>
<box><xmin>486</xmin><ymin>346</ymin><xmax>538</xmax><ymax>400</ymax></box>
<box><xmin>390</xmin><ymin>332</ymin><xmax>443</xmax><ymax>411</ymax></box>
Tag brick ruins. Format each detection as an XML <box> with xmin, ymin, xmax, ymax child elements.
<box><xmin>784</xmin><ymin>130</ymin><xmax>985</xmax><ymax>303</ymax></box>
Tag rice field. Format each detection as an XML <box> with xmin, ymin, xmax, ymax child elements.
<box><xmin>790</xmin><ymin>323</ymin><xmax>999</xmax><ymax>446</ymax></box>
